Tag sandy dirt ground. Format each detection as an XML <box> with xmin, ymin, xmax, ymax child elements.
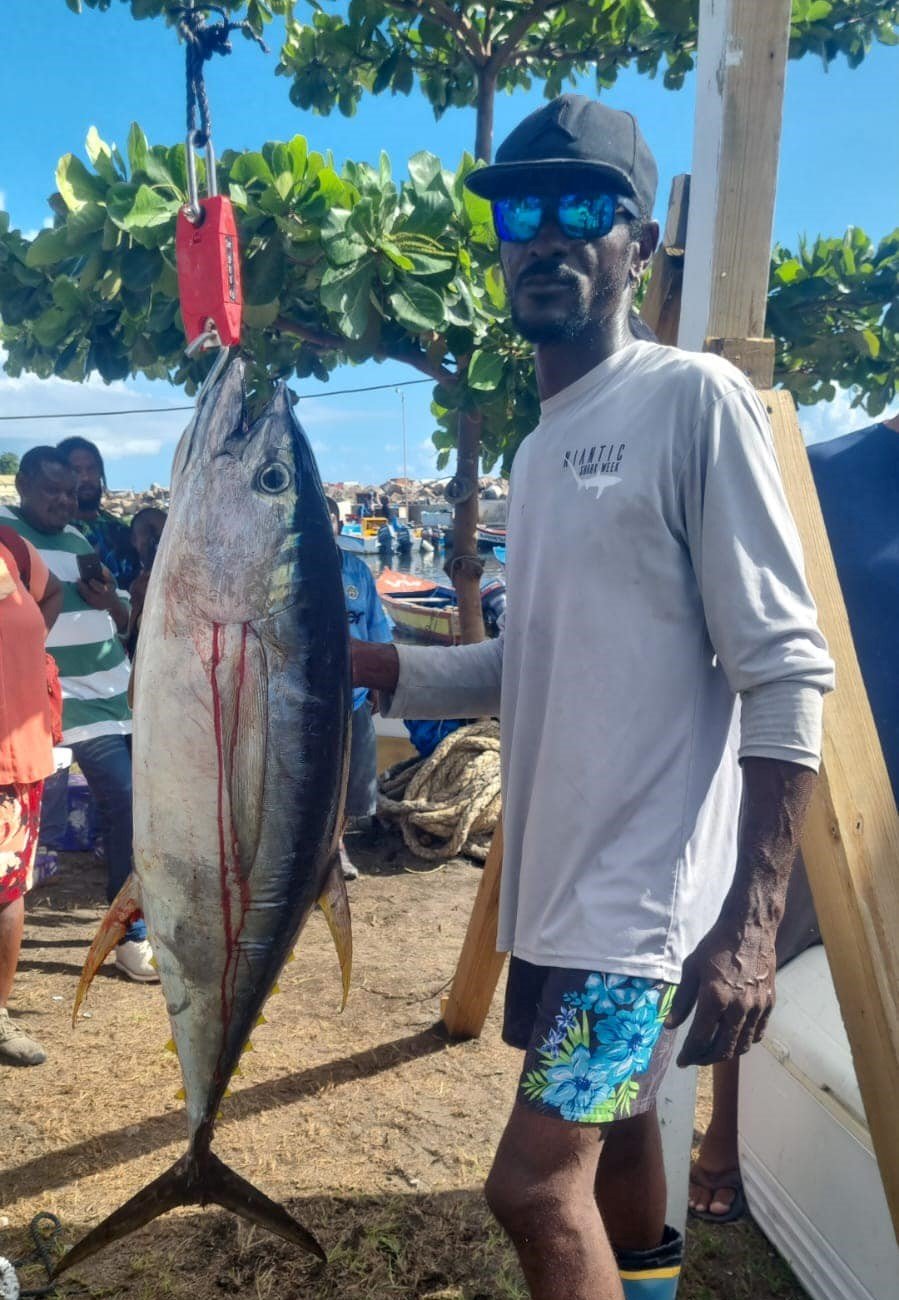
<box><xmin>0</xmin><ymin>831</ymin><xmax>807</xmax><ymax>1299</ymax></box>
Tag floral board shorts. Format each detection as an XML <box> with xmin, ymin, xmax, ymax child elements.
<box><xmin>503</xmin><ymin>957</ymin><xmax>678</xmax><ymax>1125</ymax></box>
<box><xmin>0</xmin><ymin>781</ymin><xmax>44</xmax><ymax>906</ymax></box>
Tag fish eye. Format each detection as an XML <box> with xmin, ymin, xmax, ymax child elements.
<box><xmin>255</xmin><ymin>461</ymin><xmax>292</xmax><ymax>496</ymax></box>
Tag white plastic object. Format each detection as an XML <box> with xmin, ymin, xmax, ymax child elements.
<box><xmin>0</xmin><ymin>1256</ymin><xmax>20</xmax><ymax>1300</ymax></box>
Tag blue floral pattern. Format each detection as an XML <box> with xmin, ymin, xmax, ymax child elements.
<box><xmin>522</xmin><ymin>974</ymin><xmax>675</xmax><ymax>1123</ymax></box>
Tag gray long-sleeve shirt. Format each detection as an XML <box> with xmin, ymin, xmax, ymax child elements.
<box><xmin>384</xmin><ymin>342</ymin><xmax>834</xmax><ymax>981</ymax></box>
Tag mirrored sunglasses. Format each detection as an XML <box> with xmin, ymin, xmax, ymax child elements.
<box><xmin>492</xmin><ymin>192</ymin><xmax>638</xmax><ymax>243</ymax></box>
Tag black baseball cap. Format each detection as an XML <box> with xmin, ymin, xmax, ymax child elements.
<box><xmin>465</xmin><ymin>94</ymin><xmax>658</xmax><ymax>218</ymax></box>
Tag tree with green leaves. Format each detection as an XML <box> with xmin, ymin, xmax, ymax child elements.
<box><xmin>10</xmin><ymin>0</ymin><xmax>899</xmax><ymax>639</ymax></box>
<box><xmin>279</xmin><ymin>0</ymin><xmax>899</xmax><ymax>162</ymax></box>
<box><xmin>0</xmin><ymin>452</ymin><xmax>20</xmax><ymax>475</ymax></box>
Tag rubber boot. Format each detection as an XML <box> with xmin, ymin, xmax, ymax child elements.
<box><xmin>615</xmin><ymin>1225</ymin><xmax>683</xmax><ymax>1298</ymax></box>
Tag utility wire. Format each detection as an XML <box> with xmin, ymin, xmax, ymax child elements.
<box><xmin>0</xmin><ymin>377</ymin><xmax>434</xmax><ymax>422</ymax></box>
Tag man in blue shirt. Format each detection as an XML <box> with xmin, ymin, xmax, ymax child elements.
<box><xmin>327</xmin><ymin>498</ymin><xmax>393</xmax><ymax>879</ymax></box>
<box><xmin>689</xmin><ymin>409</ymin><xmax>899</xmax><ymax>1222</ymax></box>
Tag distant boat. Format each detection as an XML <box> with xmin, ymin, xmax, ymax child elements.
<box><xmin>477</xmin><ymin>524</ymin><xmax>506</xmax><ymax>550</ymax></box>
<box><xmin>493</xmin><ymin>545</ymin><xmax>506</xmax><ymax>565</ymax></box>
<box><xmin>338</xmin><ymin>516</ymin><xmax>390</xmax><ymax>555</ymax></box>
<box><xmin>377</xmin><ymin>569</ymin><xmax>506</xmax><ymax>645</ymax></box>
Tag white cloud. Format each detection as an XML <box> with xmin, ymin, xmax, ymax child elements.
<box><xmin>798</xmin><ymin>387</ymin><xmax>868</xmax><ymax>447</ymax></box>
<box><xmin>0</xmin><ymin>190</ymin><xmax>6</xmax><ymax>212</ymax></box>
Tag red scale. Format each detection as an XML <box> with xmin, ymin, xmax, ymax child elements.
<box><xmin>176</xmin><ymin>137</ymin><xmax>242</xmax><ymax>350</ymax></box>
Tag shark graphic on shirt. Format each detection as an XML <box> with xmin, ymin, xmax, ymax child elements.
<box><xmin>567</xmin><ymin>460</ymin><xmax>622</xmax><ymax>500</ymax></box>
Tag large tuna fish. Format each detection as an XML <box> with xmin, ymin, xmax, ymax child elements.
<box><xmin>57</xmin><ymin>356</ymin><xmax>352</xmax><ymax>1274</ymax></box>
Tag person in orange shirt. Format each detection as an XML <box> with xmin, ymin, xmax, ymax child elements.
<box><xmin>0</xmin><ymin>526</ymin><xmax>63</xmax><ymax>1066</ymax></box>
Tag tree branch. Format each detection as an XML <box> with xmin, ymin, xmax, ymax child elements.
<box><xmin>275</xmin><ymin>316</ymin><xmax>461</xmax><ymax>388</ymax></box>
<box><xmin>493</xmin><ymin>0</ymin><xmax>562</xmax><ymax>65</ymax></box>
<box><xmin>386</xmin><ymin>0</ymin><xmax>486</xmax><ymax>63</ymax></box>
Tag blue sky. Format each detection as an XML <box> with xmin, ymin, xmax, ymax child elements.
<box><xmin>1</xmin><ymin>2</ymin><xmax>897</xmax><ymax>488</ymax></box>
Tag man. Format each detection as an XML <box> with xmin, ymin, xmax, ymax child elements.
<box><xmin>126</xmin><ymin>506</ymin><xmax>166</xmax><ymax>658</ymax></box>
<box><xmin>327</xmin><ymin>497</ymin><xmax>393</xmax><ymax>880</ymax></box>
<box><xmin>353</xmin><ymin>95</ymin><xmax>834</xmax><ymax>1300</ymax></box>
<box><xmin>690</xmin><ymin>408</ymin><xmax>899</xmax><ymax>1222</ymax></box>
<box><xmin>57</xmin><ymin>436</ymin><xmax>140</xmax><ymax>590</ymax></box>
<box><xmin>0</xmin><ymin>448</ymin><xmax>157</xmax><ymax>983</ymax></box>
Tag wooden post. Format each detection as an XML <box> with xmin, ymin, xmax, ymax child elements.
<box><xmin>641</xmin><ymin>174</ymin><xmax>690</xmax><ymax>347</ymax></box>
<box><xmin>766</xmin><ymin>390</ymin><xmax>899</xmax><ymax>1236</ymax></box>
<box><xmin>678</xmin><ymin>0</ymin><xmax>792</xmax><ymax>351</ymax></box>
<box><xmin>441</xmin><ymin>822</ymin><xmax>507</xmax><ymax>1039</ymax></box>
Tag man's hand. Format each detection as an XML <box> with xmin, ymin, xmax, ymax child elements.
<box><xmin>351</xmin><ymin>640</ymin><xmax>399</xmax><ymax>694</ymax></box>
<box><xmin>77</xmin><ymin>565</ymin><xmax>129</xmax><ymax>634</ymax></box>
<box><xmin>666</xmin><ymin>917</ymin><xmax>777</xmax><ymax>1066</ymax></box>
<box><xmin>666</xmin><ymin>756</ymin><xmax>816</xmax><ymax>1069</ymax></box>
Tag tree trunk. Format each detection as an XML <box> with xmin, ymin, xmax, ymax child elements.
<box><xmin>451</xmin><ymin>411</ymin><xmax>486</xmax><ymax>644</ymax></box>
<box><xmin>449</xmin><ymin>66</ymin><xmax>498</xmax><ymax>645</ymax></box>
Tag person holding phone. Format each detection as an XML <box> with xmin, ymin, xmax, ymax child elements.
<box><xmin>0</xmin><ymin>448</ymin><xmax>157</xmax><ymax>985</ymax></box>
<box><xmin>57</xmin><ymin>436</ymin><xmax>140</xmax><ymax>591</ymax></box>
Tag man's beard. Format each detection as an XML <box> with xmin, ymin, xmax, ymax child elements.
<box><xmin>77</xmin><ymin>484</ymin><xmax>103</xmax><ymax>511</ymax></box>
<box><xmin>509</xmin><ymin>259</ymin><xmax>628</xmax><ymax>346</ymax></box>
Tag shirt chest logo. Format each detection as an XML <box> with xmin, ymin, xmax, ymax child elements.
<box><xmin>562</xmin><ymin>443</ymin><xmax>625</xmax><ymax>499</ymax></box>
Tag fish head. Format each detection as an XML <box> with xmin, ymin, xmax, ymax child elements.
<box><xmin>165</xmin><ymin>361</ymin><xmax>334</xmax><ymax>625</ymax></box>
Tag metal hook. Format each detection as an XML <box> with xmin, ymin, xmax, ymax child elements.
<box><xmin>183</xmin><ymin>131</ymin><xmax>218</xmax><ymax>224</ymax></box>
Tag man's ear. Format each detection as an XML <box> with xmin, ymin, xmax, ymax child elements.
<box><xmin>640</xmin><ymin>220</ymin><xmax>660</xmax><ymax>270</ymax></box>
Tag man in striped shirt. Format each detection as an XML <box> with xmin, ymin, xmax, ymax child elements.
<box><xmin>1</xmin><ymin>447</ymin><xmax>157</xmax><ymax>983</ymax></box>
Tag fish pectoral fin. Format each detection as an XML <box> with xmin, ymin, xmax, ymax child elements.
<box><xmin>317</xmin><ymin>856</ymin><xmax>353</xmax><ymax>1011</ymax></box>
<box><xmin>73</xmin><ymin>873</ymin><xmax>143</xmax><ymax>1024</ymax></box>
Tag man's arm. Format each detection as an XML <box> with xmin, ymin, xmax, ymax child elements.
<box><xmin>667</xmin><ymin>756</ymin><xmax>816</xmax><ymax>1064</ymax></box>
<box><xmin>22</xmin><ymin>540</ymin><xmax>63</xmax><ymax>632</ymax></box>
<box><xmin>353</xmin><ymin>635</ymin><xmax>504</xmax><ymax>720</ymax></box>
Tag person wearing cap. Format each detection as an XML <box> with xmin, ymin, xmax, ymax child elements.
<box><xmin>353</xmin><ymin>94</ymin><xmax>833</xmax><ymax>1300</ymax></box>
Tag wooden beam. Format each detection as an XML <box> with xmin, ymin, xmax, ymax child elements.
<box><xmin>766</xmin><ymin>389</ymin><xmax>899</xmax><ymax>1238</ymax></box>
<box><xmin>679</xmin><ymin>0</ymin><xmax>792</xmax><ymax>350</ymax></box>
<box><xmin>641</xmin><ymin>174</ymin><xmax>690</xmax><ymax>347</ymax></box>
<box><xmin>705</xmin><ymin>336</ymin><xmax>775</xmax><ymax>388</ymax></box>
<box><xmin>441</xmin><ymin>822</ymin><xmax>507</xmax><ymax>1039</ymax></box>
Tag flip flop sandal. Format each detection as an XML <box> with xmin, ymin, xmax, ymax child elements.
<box><xmin>688</xmin><ymin>1163</ymin><xmax>748</xmax><ymax>1224</ymax></box>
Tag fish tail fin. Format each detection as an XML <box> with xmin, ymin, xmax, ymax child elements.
<box><xmin>52</xmin><ymin>1152</ymin><xmax>325</xmax><ymax>1278</ymax></box>
<box><xmin>73</xmin><ymin>872</ymin><xmax>143</xmax><ymax>1024</ymax></box>
<box><xmin>201</xmin><ymin>1152</ymin><xmax>326</xmax><ymax>1260</ymax></box>
<box><xmin>52</xmin><ymin>1154</ymin><xmax>191</xmax><ymax>1277</ymax></box>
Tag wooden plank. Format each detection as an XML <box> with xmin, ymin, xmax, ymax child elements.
<box><xmin>705</xmin><ymin>336</ymin><xmax>775</xmax><ymax>388</ymax></box>
<box><xmin>440</xmin><ymin>822</ymin><xmax>508</xmax><ymax>1039</ymax></box>
<box><xmin>641</xmin><ymin>175</ymin><xmax>690</xmax><ymax>347</ymax></box>
<box><xmin>679</xmin><ymin>0</ymin><xmax>793</xmax><ymax>349</ymax></box>
<box><xmin>765</xmin><ymin>389</ymin><xmax>899</xmax><ymax>1236</ymax></box>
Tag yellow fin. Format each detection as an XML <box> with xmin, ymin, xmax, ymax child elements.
<box><xmin>241</xmin><ymin>1040</ymin><xmax>254</xmax><ymax>1054</ymax></box>
<box><xmin>149</xmin><ymin>957</ymin><xmax>159</xmax><ymax>971</ymax></box>
<box><xmin>231</xmin><ymin>1066</ymin><xmax>242</xmax><ymax>1077</ymax></box>
<box><xmin>254</xmin><ymin>1013</ymin><xmax>267</xmax><ymax>1028</ymax></box>
<box><xmin>223</xmin><ymin>1089</ymin><xmax>233</xmax><ymax>1099</ymax></box>
<box><xmin>318</xmin><ymin>854</ymin><xmax>353</xmax><ymax>1011</ymax></box>
<box><xmin>270</xmin><ymin>983</ymin><xmax>280</xmax><ymax>995</ymax></box>
<box><xmin>174</xmin><ymin>1087</ymin><xmax>186</xmax><ymax>1101</ymax></box>
<box><xmin>164</xmin><ymin>1038</ymin><xmax>177</xmax><ymax>1054</ymax></box>
<box><xmin>285</xmin><ymin>950</ymin><xmax>296</xmax><ymax>963</ymax></box>
<box><xmin>72</xmin><ymin>873</ymin><xmax>142</xmax><ymax>1025</ymax></box>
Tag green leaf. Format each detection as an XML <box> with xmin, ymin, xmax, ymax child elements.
<box><xmin>25</xmin><ymin>227</ymin><xmax>72</xmax><ymax>268</ymax></box>
<box><xmin>320</xmin><ymin>259</ymin><xmax>376</xmax><ymax>339</ymax></box>
<box><xmin>387</xmin><ymin>276</ymin><xmax>444</xmax><ymax>330</ymax></box>
<box><xmin>32</xmin><ymin>305</ymin><xmax>77</xmax><ymax>348</ymax></box>
<box><xmin>117</xmin><ymin>184</ymin><xmax>180</xmax><ymax>231</ymax></box>
<box><xmin>243</xmin><ymin>238</ymin><xmax>286</xmax><ymax>306</ymax></box>
<box><xmin>861</xmin><ymin>328</ymin><xmax>881</xmax><ymax>358</ymax></box>
<box><xmin>230</xmin><ymin>152</ymin><xmax>276</xmax><ymax>188</ymax></box>
<box><xmin>128</xmin><ymin>122</ymin><xmax>149</xmax><ymax>175</ymax></box>
<box><xmin>467</xmin><ymin>348</ymin><xmax>505</xmax><ymax>391</ymax></box>
<box><xmin>407</xmin><ymin>151</ymin><xmax>442</xmax><ymax>193</ymax></box>
<box><xmin>85</xmin><ymin>127</ymin><xmax>118</xmax><ymax>184</ymax></box>
<box><xmin>56</xmin><ymin>154</ymin><xmax>107</xmax><ymax>212</ymax></box>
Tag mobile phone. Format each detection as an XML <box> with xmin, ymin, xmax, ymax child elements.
<box><xmin>77</xmin><ymin>552</ymin><xmax>104</xmax><ymax>584</ymax></box>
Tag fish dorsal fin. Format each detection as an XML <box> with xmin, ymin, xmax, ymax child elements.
<box><xmin>317</xmin><ymin>856</ymin><xmax>353</xmax><ymax>1010</ymax></box>
<box><xmin>210</xmin><ymin>622</ymin><xmax>268</xmax><ymax>876</ymax></box>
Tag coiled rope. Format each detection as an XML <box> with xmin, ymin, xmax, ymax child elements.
<box><xmin>377</xmin><ymin>721</ymin><xmax>500</xmax><ymax>862</ymax></box>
